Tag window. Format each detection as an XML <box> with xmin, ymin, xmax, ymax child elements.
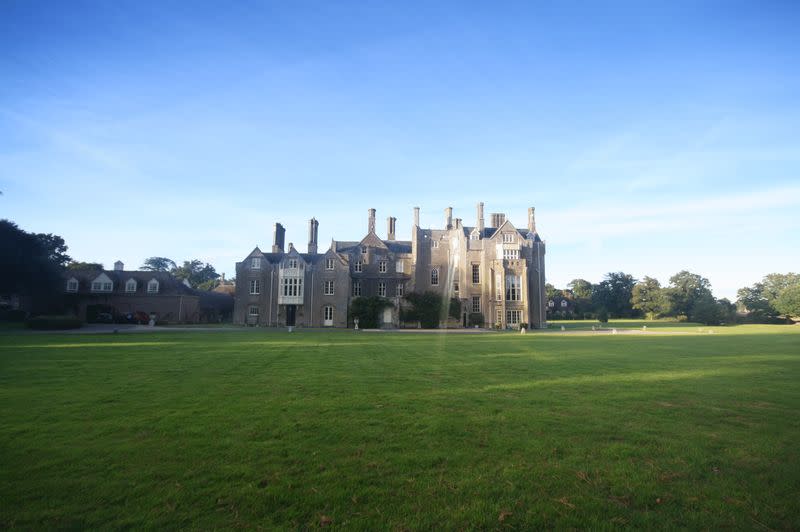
<box><xmin>506</xmin><ymin>275</ymin><xmax>521</xmax><ymax>301</ymax></box>
<box><xmin>326</xmin><ymin>258</ymin><xmax>334</xmax><ymax>270</ymax></box>
<box><xmin>378</xmin><ymin>282</ymin><xmax>386</xmax><ymax>297</ymax></box>
<box><xmin>496</xmin><ymin>274</ymin><xmax>502</xmax><ymax>301</ymax></box>
<box><xmin>472</xmin><ymin>296</ymin><xmax>481</xmax><ymax>313</ymax></box>
<box><xmin>503</xmin><ymin>249</ymin><xmax>519</xmax><ymax>260</ymax></box>
<box><xmin>453</xmin><ymin>280</ymin><xmax>459</xmax><ymax>293</ymax></box>
<box><xmin>248</xmin><ymin>306</ymin><xmax>259</xmax><ymax>316</ymax></box>
<box><xmin>324</xmin><ymin>306</ymin><xmax>334</xmax><ymax>321</ymax></box>
<box><xmin>431</xmin><ymin>268</ymin><xmax>439</xmax><ymax>285</ymax></box>
<box><xmin>288</xmin><ymin>259</ymin><xmax>298</xmax><ymax>269</ymax></box>
<box><xmin>548</xmin><ymin>300</ymin><xmax>555</xmax><ymax>308</ymax></box>
<box><xmin>506</xmin><ymin>310</ymin><xmax>521</xmax><ymax>325</ymax></box>
<box><xmin>472</xmin><ymin>264</ymin><xmax>480</xmax><ymax>284</ymax></box>
<box><xmin>561</xmin><ymin>300</ymin><xmax>568</xmax><ymax>308</ymax></box>
<box><xmin>125</xmin><ymin>279</ymin><xmax>137</xmax><ymax>293</ymax></box>
<box><xmin>361</xmin><ymin>247</ymin><xmax>367</xmax><ymax>254</ymax></box>
<box><xmin>352</xmin><ymin>281</ymin><xmax>361</xmax><ymax>297</ymax></box>
<box><xmin>396</xmin><ymin>283</ymin><xmax>404</xmax><ymax>297</ymax></box>
<box><xmin>66</xmin><ymin>279</ymin><xmax>79</xmax><ymax>292</ymax></box>
<box><xmin>147</xmin><ymin>279</ymin><xmax>159</xmax><ymax>294</ymax></box>
<box><xmin>496</xmin><ymin>309</ymin><xmax>503</xmax><ymax>326</ymax></box>
<box><xmin>354</xmin><ymin>260</ymin><xmax>362</xmax><ymax>273</ymax></box>
<box><xmin>379</xmin><ymin>261</ymin><xmax>387</xmax><ymax>273</ymax></box>
<box><xmin>470</xmin><ymin>232</ymin><xmax>479</xmax><ymax>241</ymax></box>
<box><xmin>432</xmin><ymin>240</ymin><xmax>439</xmax><ymax>249</ymax></box>
<box><xmin>324</xmin><ymin>280</ymin><xmax>335</xmax><ymax>295</ymax></box>
<box><xmin>91</xmin><ymin>281</ymin><xmax>113</xmax><ymax>292</ymax></box>
<box><xmin>249</xmin><ymin>279</ymin><xmax>261</xmax><ymax>295</ymax></box>
<box><xmin>251</xmin><ymin>257</ymin><xmax>261</xmax><ymax>269</ymax></box>
<box><xmin>395</xmin><ymin>261</ymin><xmax>404</xmax><ymax>273</ymax></box>
<box><xmin>503</xmin><ymin>233</ymin><xmax>515</xmax><ymax>243</ymax></box>
<box><xmin>281</xmin><ymin>277</ymin><xmax>301</xmax><ymax>297</ymax></box>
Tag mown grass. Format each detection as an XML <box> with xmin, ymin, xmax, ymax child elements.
<box><xmin>1</xmin><ymin>325</ymin><xmax>799</xmax><ymax>529</ymax></box>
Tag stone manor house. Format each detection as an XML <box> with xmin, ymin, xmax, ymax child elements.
<box><xmin>233</xmin><ymin>203</ymin><xmax>546</xmax><ymax>329</ymax></box>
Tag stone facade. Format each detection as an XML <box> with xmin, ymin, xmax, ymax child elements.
<box><xmin>234</xmin><ymin>203</ymin><xmax>546</xmax><ymax>329</ymax></box>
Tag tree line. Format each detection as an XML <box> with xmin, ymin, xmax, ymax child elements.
<box><xmin>548</xmin><ymin>271</ymin><xmax>800</xmax><ymax>325</ymax></box>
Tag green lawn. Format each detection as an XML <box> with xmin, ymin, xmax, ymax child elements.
<box><xmin>1</xmin><ymin>325</ymin><xmax>799</xmax><ymax>529</ymax></box>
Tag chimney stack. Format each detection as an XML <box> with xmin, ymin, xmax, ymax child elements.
<box><xmin>476</xmin><ymin>202</ymin><xmax>484</xmax><ymax>234</ymax></box>
<box><xmin>308</xmin><ymin>218</ymin><xmax>319</xmax><ymax>254</ymax></box>
<box><xmin>455</xmin><ymin>218</ymin><xmax>462</xmax><ymax>229</ymax></box>
<box><xmin>528</xmin><ymin>207</ymin><xmax>536</xmax><ymax>233</ymax></box>
<box><xmin>272</xmin><ymin>223</ymin><xmax>286</xmax><ymax>253</ymax></box>
<box><xmin>413</xmin><ymin>206</ymin><xmax>420</xmax><ymax>228</ymax></box>
<box><xmin>489</xmin><ymin>213</ymin><xmax>506</xmax><ymax>228</ymax></box>
<box><xmin>114</xmin><ymin>260</ymin><xmax>124</xmax><ymax>271</ymax></box>
<box><xmin>387</xmin><ymin>217</ymin><xmax>397</xmax><ymax>240</ymax></box>
<box><xmin>368</xmin><ymin>208</ymin><xmax>376</xmax><ymax>233</ymax></box>
<box><xmin>445</xmin><ymin>207</ymin><xmax>453</xmax><ymax>230</ymax></box>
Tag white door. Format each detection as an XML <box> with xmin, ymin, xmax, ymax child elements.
<box><xmin>323</xmin><ymin>306</ymin><xmax>333</xmax><ymax>327</ymax></box>
<box><xmin>382</xmin><ymin>307</ymin><xmax>393</xmax><ymax>326</ymax></box>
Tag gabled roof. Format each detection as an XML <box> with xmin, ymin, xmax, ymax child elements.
<box><xmin>358</xmin><ymin>232</ymin><xmax>388</xmax><ymax>250</ymax></box>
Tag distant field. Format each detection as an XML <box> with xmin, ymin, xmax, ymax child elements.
<box><xmin>1</xmin><ymin>324</ymin><xmax>799</xmax><ymax>529</ymax></box>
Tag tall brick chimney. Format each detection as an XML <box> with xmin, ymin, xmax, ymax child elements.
<box><xmin>368</xmin><ymin>208</ymin><xmax>376</xmax><ymax>234</ymax></box>
<box><xmin>528</xmin><ymin>207</ymin><xmax>536</xmax><ymax>233</ymax></box>
<box><xmin>387</xmin><ymin>217</ymin><xmax>396</xmax><ymax>240</ymax></box>
<box><xmin>476</xmin><ymin>202</ymin><xmax>484</xmax><ymax>234</ymax></box>
<box><xmin>272</xmin><ymin>223</ymin><xmax>285</xmax><ymax>253</ymax></box>
<box><xmin>308</xmin><ymin>218</ymin><xmax>319</xmax><ymax>254</ymax></box>
<box><xmin>445</xmin><ymin>207</ymin><xmax>453</xmax><ymax>230</ymax></box>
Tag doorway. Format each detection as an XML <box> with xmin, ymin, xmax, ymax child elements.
<box><xmin>286</xmin><ymin>305</ymin><xmax>296</xmax><ymax>326</ymax></box>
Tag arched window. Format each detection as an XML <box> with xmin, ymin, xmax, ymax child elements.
<box><xmin>147</xmin><ymin>279</ymin><xmax>159</xmax><ymax>293</ymax></box>
<box><xmin>431</xmin><ymin>268</ymin><xmax>439</xmax><ymax>286</ymax></box>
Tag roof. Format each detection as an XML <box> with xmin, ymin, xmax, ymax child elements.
<box><xmin>64</xmin><ymin>270</ymin><xmax>197</xmax><ymax>295</ymax></box>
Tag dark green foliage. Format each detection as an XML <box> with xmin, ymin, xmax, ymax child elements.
<box><xmin>348</xmin><ymin>296</ymin><xmax>392</xmax><ymax>328</ymax></box>
<box><xmin>468</xmin><ymin>312</ymin><xmax>484</xmax><ymax>327</ymax></box>
<box><xmin>775</xmin><ymin>284</ymin><xmax>800</xmax><ymax>318</ymax></box>
<box><xmin>597</xmin><ymin>308</ymin><xmax>609</xmax><ymax>323</ymax></box>
<box><xmin>141</xmin><ymin>257</ymin><xmax>177</xmax><ymax>272</ymax></box>
<box><xmin>0</xmin><ymin>220</ymin><xmax>68</xmax><ymax>313</ymax></box>
<box><xmin>592</xmin><ymin>272</ymin><xmax>637</xmax><ymax>318</ymax></box>
<box><xmin>631</xmin><ymin>276</ymin><xmax>667</xmax><ymax>319</ymax></box>
<box><xmin>403</xmin><ymin>291</ymin><xmax>446</xmax><ymax>328</ymax></box>
<box><xmin>67</xmin><ymin>261</ymin><xmax>104</xmax><ymax>271</ymax></box>
<box><xmin>666</xmin><ymin>270</ymin><xmax>712</xmax><ymax>318</ymax></box>
<box><xmin>25</xmin><ymin>315</ymin><xmax>82</xmax><ymax>329</ymax></box>
<box><xmin>448</xmin><ymin>297</ymin><xmax>461</xmax><ymax>320</ymax></box>
<box><xmin>689</xmin><ymin>295</ymin><xmax>722</xmax><ymax>325</ymax></box>
<box><xmin>738</xmin><ymin>273</ymin><xmax>800</xmax><ymax>320</ymax></box>
<box><xmin>172</xmin><ymin>259</ymin><xmax>219</xmax><ymax>288</ymax></box>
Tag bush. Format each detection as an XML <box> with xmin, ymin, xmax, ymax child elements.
<box><xmin>468</xmin><ymin>312</ymin><xmax>484</xmax><ymax>327</ymax></box>
<box><xmin>349</xmin><ymin>296</ymin><xmax>392</xmax><ymax>329</ymax></box>
<box><xmin>597</xmin><ymin>308</ymin><xmax>609</xmax><ymax>323</ymax></box>
<box><xmin>26</xmin><ymin>315</ymin><xmax>82</xmax><ymax>330</ymax></box>
<box><xmin>0</xmin><ymin>309</ymin><xmax>28</xmax><ymax>321</ymax></box>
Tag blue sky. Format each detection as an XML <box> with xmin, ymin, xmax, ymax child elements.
<box><xmin>1</xmin><ymin>1</ymin><xmax>798</xmax><ymax>299</ymax></box>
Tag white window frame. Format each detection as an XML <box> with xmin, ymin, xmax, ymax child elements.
<box><xmin>147</xmin><ymin>279</ymin><xmax>159</xmax><ymax>294</ymax></box>
<box><xmin>248</xmin><ymin>305</ymin><xmax>260</xmax><ymax>316</ymax></box>
<box><xmin>472</xmin><ymin>296</ymin><xmax>481</xmax><ymax>313</ymax></box>
<box><xmin>396</xmin><ymin>283</ymin><xmax>404</xmax><ymax>297</ymax></box>
<box><xmin>281</xmin><ymin>277</ymin><xmax>301</xmax><ymax>297</ymax></box>
<box><xmin>432</xmin><ymin>240</ymin><xmax>439</xmax><ymax>249</ymax></box>
<box><xmin>354</xmin><ymin>260</ymin><xmax>362</xmax><ymax>273</ymax></box>
<box><xmin>323</xmin><ymin>305</ymin><xmax>334</xmax><ymax>322</ymax></box>
<box><xmin>472</xmin><ymin>264</ymin><xmax>480</xmax><ymax>284</ymax></box>
<box><xmin>125</xmin><ymin>279</ymin><xmax>137</xmax><ymax>293</ymax></box>
<box><xmin>505</xmin><ymin>275</ymin><xmax>520</xmax><ymax>301</ymax></box>
<box><xmin>352</xmin><ymin>281</ymin><xmax>361</xmax><ymax>297</ymax></box>
<box><xmin>251</xmin><ymin>257</ymin><xmax>261</xmax><ymax>270</ymax></box>
<box><xmin>431</xmin><ymin>268</ymin><xmax>439</xmax><ymax>286</ymax></box>
<box><xmin>561</xmin><ymin>300</ymin><xmax>568</xmax><ymax>308</ymax></box>
<box><xmin>378</xmin><ymin>282</ymin><xmax>386</xmax><ymax>297</ymax></box>
<box><xmin>66</xmin><ymin>279</ymin><xmax>79</xmax><ymax>292</ymax></box>
<box><xmin>503</xmin><ymin>249</ymin><xmax>520</xmax><ymax>260</ymax></box>
<box><xmin>326</xmin><ymin>258</ymin><xmax>334</xmax><ymax>270</ymax></box>
<box><xmin>324</xmin><ymin>280</ymin><xmax>335</xmax><ymax>296</ymax></box>
<box><xmin>249</xmin><ymin>279</ymin><xmax>261</xmax><ymax>295</ymax></box>
<box><xmin>503</xmin><ymin>233</ymin><xmax>515</xmax><ymax>243</ymax></box>
<box><xmin>395</xmin><ymin>261</ymin><xmax>404</xmax><ymax>273</ymax></box>
<box><xmin>506</xmin><ymin>310</ymin><xmax>521</xmax><ymax>326</ymax></box>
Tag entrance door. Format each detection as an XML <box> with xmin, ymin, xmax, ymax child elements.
<box><xmin>286</xmin><ymin>305</ymin><xmax>296</xmax><ymax>326</ymax></box>
<box><xmin>382</xmin><ymin>307</ymin><xmax>393</xmax><ymax>327</ymax></box>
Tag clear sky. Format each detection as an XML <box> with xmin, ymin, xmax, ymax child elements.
<box><xmin>1</xmin><ymin>1</ymin><xmax>798</xmax><ymax>299</ymax></box>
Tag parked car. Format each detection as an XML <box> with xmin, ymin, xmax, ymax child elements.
<box><xmin>95</xmin><ymin>312</ymin><xmax>114</xmax><ymax>323</ymax></box>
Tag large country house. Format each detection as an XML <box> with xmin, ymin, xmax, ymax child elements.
<box><xmin>234</xmin><ymin>203</ymin><xmax>547</xmax><ymax>329</ymax></box>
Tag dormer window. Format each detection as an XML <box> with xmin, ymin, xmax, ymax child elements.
<box><xmin>251</xmin><ymin>257</ymin><xmax>261</xmax><ymax>270</ymax></box>
<box><xmin>326</xmin><ymin>258</ymin><xmax>334</xmax><ymax>270</ymax></box>
<box><xmin>125</xmin><ymin>279</ymin><xmax>137</xmax><ymax>293</ymax></box>
<box><xmin>91</xmin><ymin>274</ymin><xmax>113</xmax><ymax>292</ymax></box>
<box><xmin>66</xmin><ymin>278</ymin><xmax>79</xmax><ymax>292</ymax></box>
<box><xmin>147</xmin><ymin>279</ymin><xmax>159</xmax><ymax>294</ymax></box>
<box><xmin>548</xmin><ymin>300</ymin><xmax>555</xmax><ymax>308</ymax></box>
<box><xmin>561</xmin><ymin>300</ymin><xmax>568</xmax><ymax>308</ymax></box>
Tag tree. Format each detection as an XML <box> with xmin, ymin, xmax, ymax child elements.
<box><xmin>172</xmin><ymin>259</ymin><xmax>219</xmax><ymax>289</ymax></box>
<box><xmin>0</xmin><ymin>220</ymin><xmax>68</xmax><ymax>313</ymax></box>
<box><xmin>592</xmin><ymin>272</ymin><xmax>637</xmax><ymax>318</ymax></box>
<box><xmin>349</xmin><ymin>296</ymin><xmax>392</xmax><ymax>329</ymax></box>
<box><xmin>737</xmin><ymin>273</ymin><xmax>800</xmax><ymax>319</ymax></box>
<box><xmin>774</xmin><ymin>284</ymin><xmax>800</xmax><ymax>318</ymax></box>
<box><xmin>690</xmin><ymin>294</ymin><xmax>722</xmax><ymax>325</ymax></box>
<box><xmin>567</xmin><ymin>279</ymin><xmax>593</xmax><ymax>300</ymax></box>
<box><xmin>631</xmin><ymin>276</ymin><xmax>667</xmax><ymax>319</ymax></box>
<box><xmin>403</xmin><ymin>291</ymin><xmax>448</xmax><ymax>328</ymax></box>
<box><xmin>665</xmin><ymin>270</ymin><xmax>713</xmax><ymax>318</ymax></box>
<box><xmin>67</xmin><ymin>261</ymin><xmax>104</xmax><ymax>271</ymax></box>
<box><xmin>141</xmin><ymin>257</ymin><xmax>177</xmax><ymax>272</ymax></box>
